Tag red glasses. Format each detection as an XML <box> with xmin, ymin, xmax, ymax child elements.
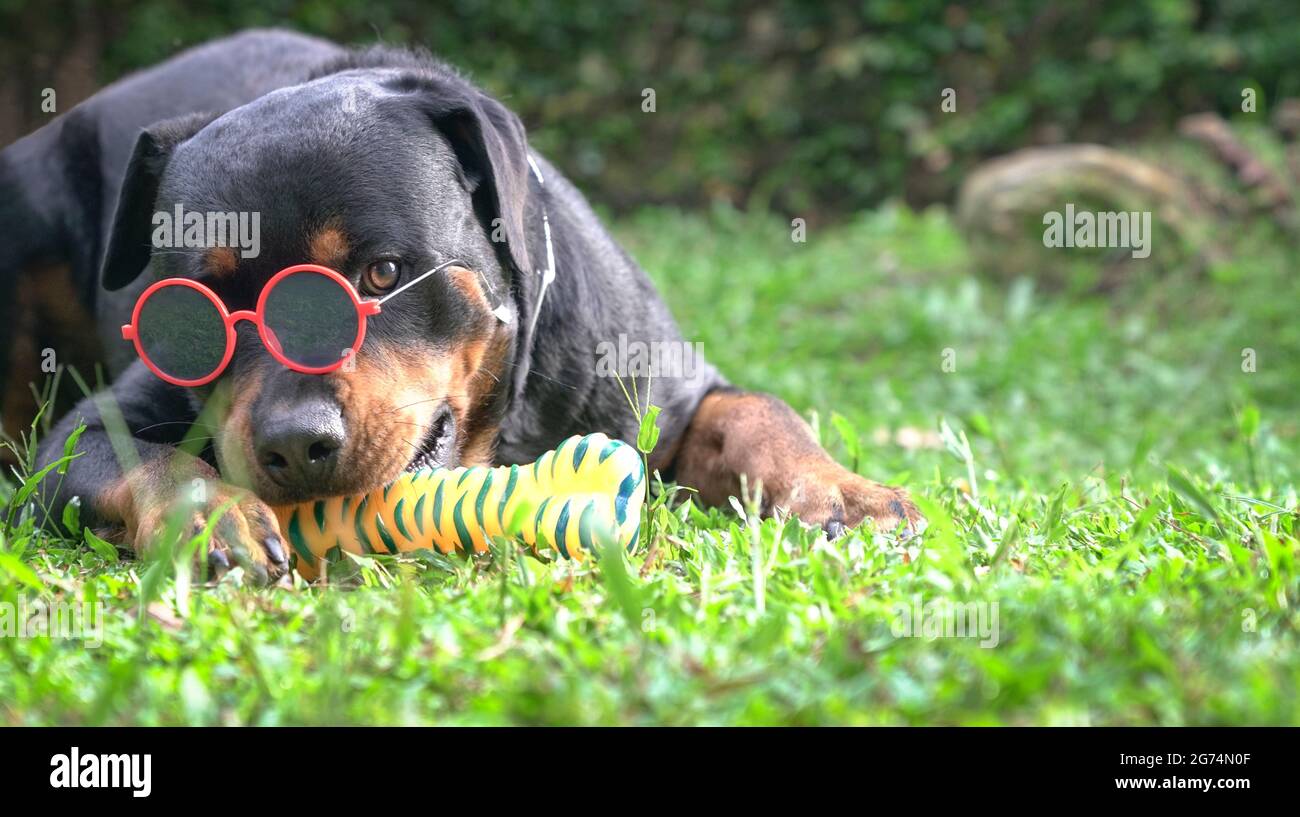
<box><xmin>123</xmin><ymin>260</ymin><xmax>464</xmax><ymax>386</ymax></box>
<box><xmin>121</xmin><ymin>264</ymin><xmax>379</xmax><ymax>387</ymax></box>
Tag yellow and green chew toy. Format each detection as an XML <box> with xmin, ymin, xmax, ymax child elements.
<box><xmin>273</xmin><ymin>433</ymin><xmax>645</xmax><ymax>579</ymax></box>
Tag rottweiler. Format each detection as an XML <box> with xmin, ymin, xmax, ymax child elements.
<box><xmin>3</xmin><ymin>30</ymin><xmax>920</xmax><ymax>582</ymax></box>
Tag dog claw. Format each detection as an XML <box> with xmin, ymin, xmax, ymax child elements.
<box><xmin>264</xmin><ymin>536</ymin><xmax>287</xmax><ymax>567</ymax></box>
<box><xmin>208</xmin><ymin>548</ymin><xmax>230</xmax><ymax>572</ymax></box>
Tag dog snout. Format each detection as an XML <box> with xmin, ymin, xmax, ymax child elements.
<box><xmin>254</xmin><ymin>399</ymin><xmax>346</xmax><ymax>492</ymax></box>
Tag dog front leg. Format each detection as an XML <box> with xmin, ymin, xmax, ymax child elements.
<box><xmin>670</xmin><ymin>388</ymin><xmax>922</xmax><ymax>536</ymax></box>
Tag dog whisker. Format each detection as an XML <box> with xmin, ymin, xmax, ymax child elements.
<box><xmin>135</xmin><ymin>420</ymin><xmax>218</xmax><ymax>435</ymax></box>
<box><xmin>382</xmin><ymin>393</ymin><xmax>471</xmax><ymax>415</ymax></box>
<box><xmin>494</xmin><ymin>357</ymin><xmax>581</xmax><ymax>391</ymax></box>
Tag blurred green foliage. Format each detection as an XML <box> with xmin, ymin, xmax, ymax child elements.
<box><xmin>4</xmin><ymin>0</ymin><xmax>1299</xmax><ymax>215</ymax></box>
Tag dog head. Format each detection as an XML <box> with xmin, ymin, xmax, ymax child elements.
<box><xmin>101</xmin><ymin>50</ymin><xmax>541</xmax><ymax>504</ymax></box>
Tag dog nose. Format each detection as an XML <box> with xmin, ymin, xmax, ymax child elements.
<box><xmin>254</xmin><ymin>401</ymin><xmax>346</xmax><ymax>488</ymax></box>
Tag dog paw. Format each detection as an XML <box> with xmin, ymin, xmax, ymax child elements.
<box><xmin>780</xmin><ymin>466</ymin><xmax>923</xmax><ymax>538</ymax></box>
<box><xmin>132</xmin><ymin>480</ymin><xmax>289</xmax><ymax>584</ymax></box>
<box><xmin>839</xmin><ymin>474</ymin><xmax>924</xmax><ymax>537</ymax></box>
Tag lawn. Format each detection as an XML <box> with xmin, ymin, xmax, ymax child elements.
<box><xmin>1</xmin><ymin>204</ymin><xmax>1297</xmax><ymax>725</ymax></box>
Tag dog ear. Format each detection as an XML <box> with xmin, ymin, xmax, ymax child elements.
<box><xmin>101</xmin><ymin>111</ymin><xmax>218</xmax><ymax>291</ymax></box>
<box><xmin>421</xmin><ymin>92</ymin><xmax>533</xmax><ymax>280</ymax></box>
<box><xmin>420</xmin><ymin>89</ymin><xmax>541</xmax><ymax>407</ymax></box>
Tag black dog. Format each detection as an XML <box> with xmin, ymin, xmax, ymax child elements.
<box><xmin>4</xmin><ymin>30</ymin><xmax>919</xmax><ymax>581</ymax></box>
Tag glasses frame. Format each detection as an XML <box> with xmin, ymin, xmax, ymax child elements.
<box><xmin>120</xmin><ymin>263</ymin><xmax>381</xmax><ymax>387</ymax></box>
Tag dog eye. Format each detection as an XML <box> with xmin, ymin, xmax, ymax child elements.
<box><xmin>361</xmin><ymin>260</ymin><xmax>401</xmax><ymax>295</ymax></box>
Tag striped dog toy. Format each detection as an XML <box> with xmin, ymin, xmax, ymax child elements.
<box><xmin>273</xmin><ymin>433</ymin><xmax>645</xmax><ymax>579</ymax></box>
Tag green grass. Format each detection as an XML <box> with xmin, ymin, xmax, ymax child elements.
<box><xmin>2</xmin><ymin>203</ymin><xmax>1298</xmax><ymax>725</ymax></box>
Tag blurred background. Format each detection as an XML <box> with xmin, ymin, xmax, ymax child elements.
<box><xmin>2</xmin><ymin>0</ymin><xmax>1296</xmax><ymax>219</ymax></box>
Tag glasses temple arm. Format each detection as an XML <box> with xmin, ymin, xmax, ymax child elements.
<box><xmin>376</xmin><ymin>258</ymin><xmax>464</xmax><ymax>305</ymax></box>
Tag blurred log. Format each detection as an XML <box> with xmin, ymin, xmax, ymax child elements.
<box><xmin>957</xmin><ymin>144</ymin><xmax>1196</xmax><ymax>238</ymax></box>
<box><xmin>956</xmin><ymin>144</ymin><xmax>1205</xmax><ymax>290</ymax></box>
<box><xmin>1178</xmin><ymin>112</ymin><xmax>1294</xmax><ymax>222</ymax></box>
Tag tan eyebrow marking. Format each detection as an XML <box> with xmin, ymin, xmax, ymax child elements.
<box><xmin>308</xmin><ymin>223</ymin><xmax>350</xmax><ymax>268</ymax></box>
<box><xmin>205</xmin><ymin>246</ymin><xmax>238</xmax><ymax>278</ymax></box>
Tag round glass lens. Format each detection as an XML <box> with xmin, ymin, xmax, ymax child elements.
<box><xmin>261</xmin><ymin>271</ymin><xmax>360</xmax><ymax>369</ymax></box>
<box><xmin>136</xmin><ymin>284</ymin><xmax>228</xmax><ymax>382</ymax></box>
